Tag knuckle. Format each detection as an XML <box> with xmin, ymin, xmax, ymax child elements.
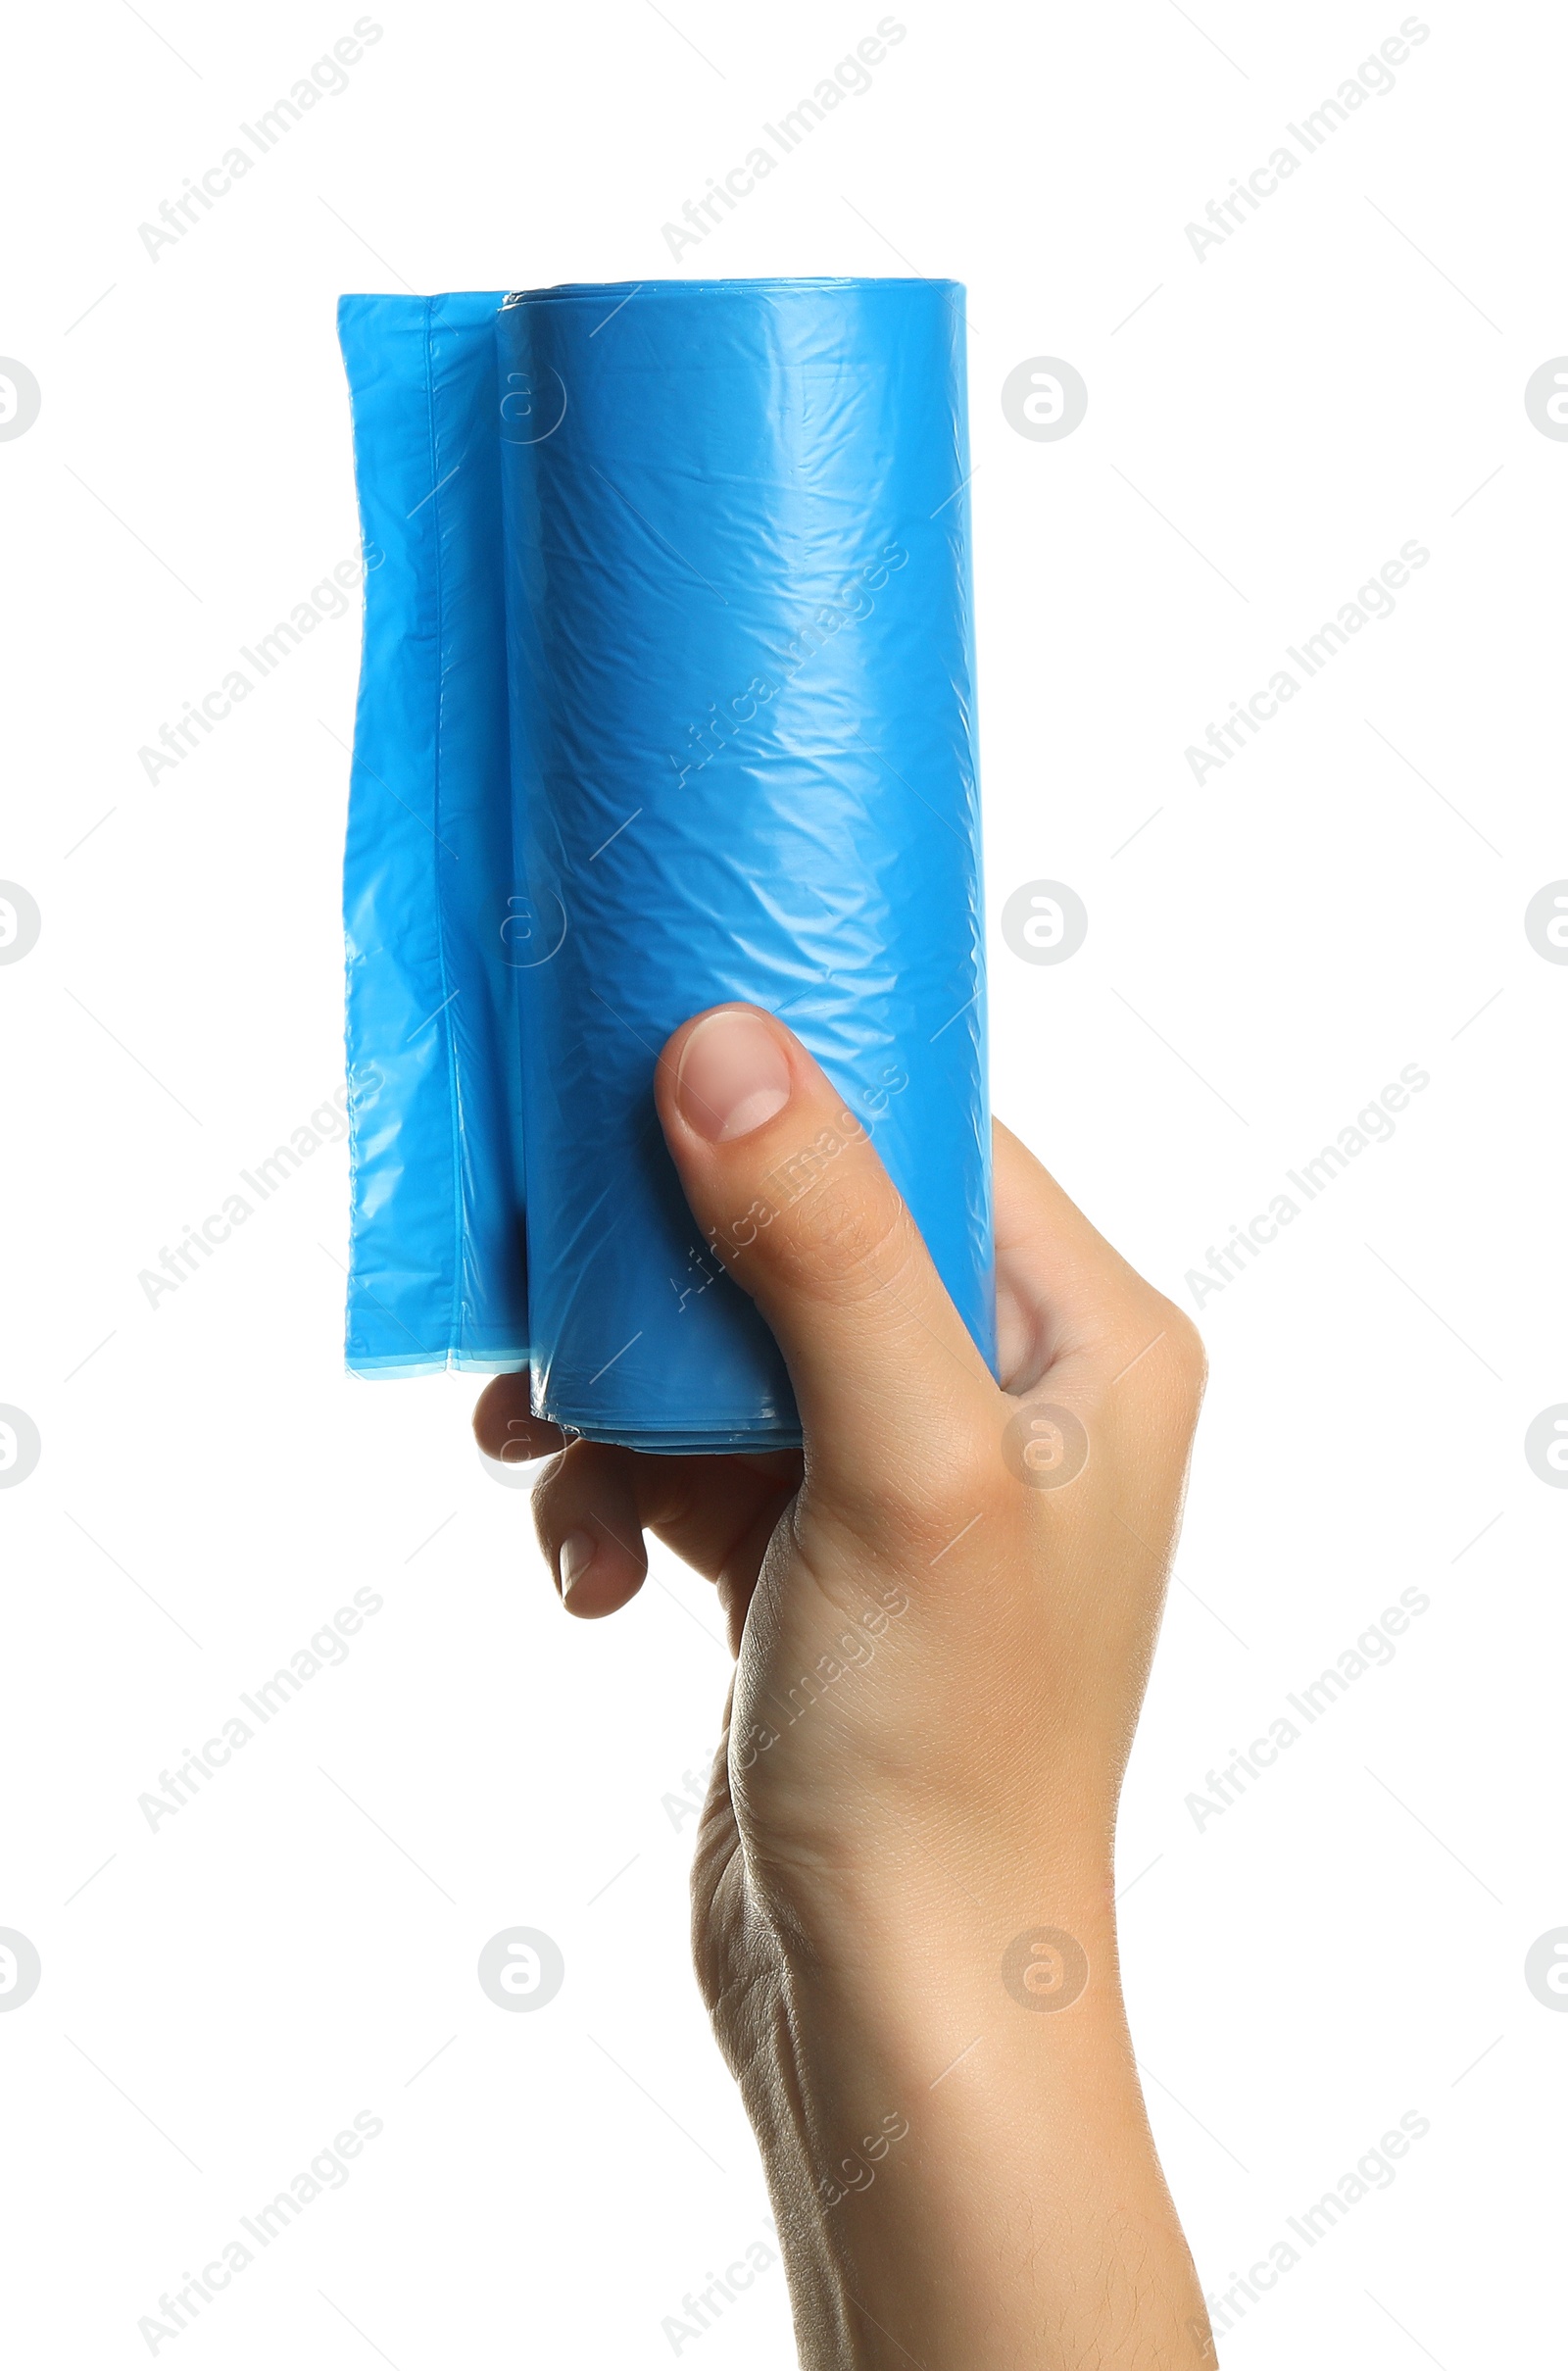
<box><xmin>809</xmin><ymin>1413</ymin><xmax>998</xmax><ymax>1563</ymax></box>
<box><xmin>766</xmin><ymin>1139</ymin><xmax>912</xmax><ymax>1308</ymax></box>
<box><xmin>1110</xmin><ymin>1288</ymin><xmax>1208</xmax><ymax>1413</ymax></box>
<box><xmin>893</xmin><ymin>1432</ymin><xmax>1002</xmax><ymax>1556</ymax></box>
<box><xmin>1160</xmin><ymin>1304</ymin><xmax>1209</xmax><ymax>1401</ymax></box>
<box><xmin>527</xmin><ymin>1452</ymin><xmax>571</xmax><ymax>1550</ymax></box>
<box><xmin>803</xmin><ymin>1170</ymin><xmax>904</xmax><ymax>1288</ymax></box>
<box><xmin>707</xmin><ymin>1109</ymin><xmax>892</xmax><ymax>1290</ymax></box>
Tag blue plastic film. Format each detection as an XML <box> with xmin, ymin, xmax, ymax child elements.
<box><xmin>338</xmin><ymin>292</ymin><xmax>527</xmax><ymax>1376</ymax></box>
<box><xmin>339</xmin><ymin>278</ymin><xmax>993</xmax><ymax>1448</ymax></box>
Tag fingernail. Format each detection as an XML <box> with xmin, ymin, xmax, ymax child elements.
<box><xmin>560</xmin><ymin>1531</ymin><xmax>595</xmax><ymax>1603</ymax></box>
<box><xmin>676</xmin><ymin>1010</ymin><xmax>792</xmax><ymax>1143</ymax></box>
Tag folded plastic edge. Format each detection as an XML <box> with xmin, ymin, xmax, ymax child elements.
<box><xmin>336</xmin><ymin>290</ymin><xmax>527</xmax><ymax>1383</ymax></box>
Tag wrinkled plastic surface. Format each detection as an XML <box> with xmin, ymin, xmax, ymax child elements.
<box><xmin>339</xmin><ymin>278</ymin><xmax>993</xmax><ymax>1449</ymax></box>
<box><xmin>339</xmin><ymin>292</ymin><xmax>526</xmax><ymax>1375</ymax></box>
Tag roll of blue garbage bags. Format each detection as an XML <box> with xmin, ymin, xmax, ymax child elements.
<box><xmin>338</xmin><ymin>277</ymin><xmax>993</xmax><ymax>1451</ymax></box>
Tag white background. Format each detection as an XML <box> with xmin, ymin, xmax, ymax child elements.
<box><xmin>2</xmin><ymin>2</ymin><xmax>1563</xmax><ymax>2363</ymax></box>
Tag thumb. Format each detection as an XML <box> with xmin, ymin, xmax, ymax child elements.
<box><xmin>654</xmin><ymin>1005</ymin><xmax>994</xmax><ymax>1484</ymax></box>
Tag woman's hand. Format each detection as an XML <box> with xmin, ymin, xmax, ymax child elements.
<box><xmin>474</xmin><ymin>1005</ymin><xmax>1213</xmax><ymax>2368</ymax></box>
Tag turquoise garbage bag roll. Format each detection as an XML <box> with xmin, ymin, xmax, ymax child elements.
<box><xmin>337</xmin><ymin>275</ymin><xmax>993</xmax><ymax>1448</ymax></box>
<box><xmin>498</xmin><ymin>277</ymin><xmax>992</xmax><ymax>1449</ymax></box>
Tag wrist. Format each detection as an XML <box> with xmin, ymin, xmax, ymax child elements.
<box><xmin>725</xmin><ymin>1887</ymin><xmax>1208</xmax><ymax>2369</ymax></box>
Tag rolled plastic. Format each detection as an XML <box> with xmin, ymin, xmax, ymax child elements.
<box><xmin>338</xmin><ymin>277</ymin><xmax>993</xmax><ymax>1450</ymax></box>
